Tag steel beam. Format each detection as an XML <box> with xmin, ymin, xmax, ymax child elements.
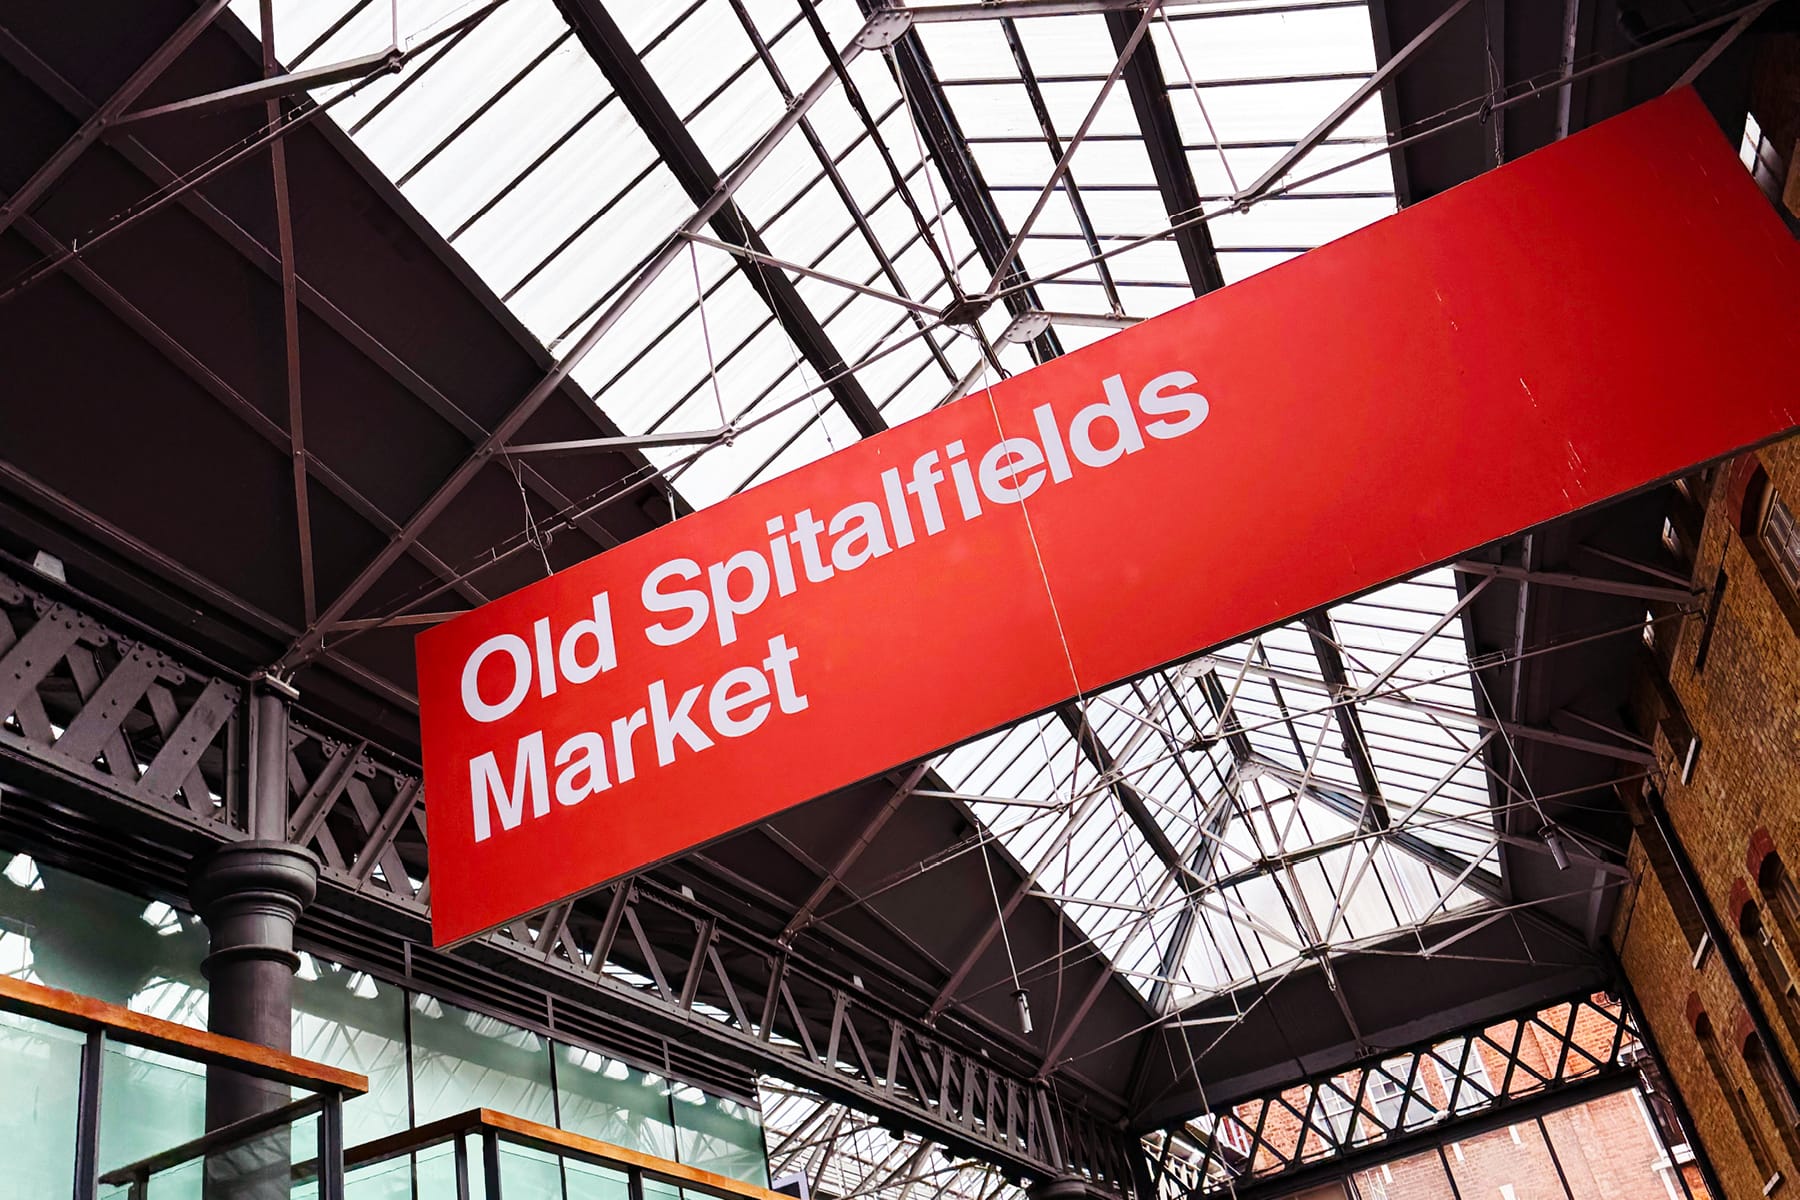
<box><xmin>1106</xmin><ymin>10</ymin><xmax>1225</xmax><ymax>294</ymax></box>
<box><xmin>1194</xmin><ymin>653</ymin><xmax>1659</xmax><ymax>766</ymax></box>
<box><xmin>112</xmin><ymin>47</ymin><xmax>402</xmax><ymax>126</ymax></box>
<box><xmin>681</xmin><ymin>233</ymin><xmax>940</xmax><ymax>316</ymax></box>
<box><xmin>1234</xmin><ymin>0</ymin><xmax>1476</xmax><ymax>203</ymax></box>
<box><xmin>783</xmin><ymin>766</ymin><xmax>929</xmax><ymax>941</ymax></box>
<box><xmin>555</xmin><ymin>0</ymin><xmax>886</xmax><ymax>437</ymax></box>
<box><xmin>871</xmin><ymin>1</ymin><xmax>1063</xmax><ymax>362</ymax></box>
<box><xmin>0</xmin><ymin>25</ymin><xmax>623</xmax><ymax>600</ymax></box>
<box><xmin>276</xmin><ymin>11</ymin><xmax>879</xmax><ymax>669</ymax></box>
<box><xmin>0</xmin><ymin>571</ymin><xmax>1133</xmax><ymax>1185</ymax></box>
<box><xmin>4</xmin><ymin>218</ymin><xmax>491</xmax><ymax>620</ymax></box>
<box><xmin>1151</xmin><ymin>990</ymin><xmax>1639</xmax><ymax>1192</ymax></box>
<box><xmin>1058</xmin><ymin>705</ymin><xmax>1194</xmax><ymax>885</ymax></box>
<box><xmin>999</xmin><ymin>18</ymin><xmax>1125</xmax><ymax>313</ymax></box>
<box><xmin>259</xmin><ymin>0</ymin><xmax>318</xmax><ymax>627</ymax></box>
<box><xmin>984</xmin><ymin>2</ymin><xmax>1160</xmax><ymax>296</ymax></box>
<box><xmin>1670</xmin><ymin>0</ymin><xmax>1778</xmax><ymax>91</ymax></box>
<box><xmin>503</xmin><ymin>428</ymin><xmax>733</xmax><ymax>458</ymax></box>
<box><xmin>0</xmin><ymin>0</ymin><xmax>232</xmax><ymax>239</ymax></box>
<box><xmin>1300</xmin><ymin>613</ymin><xmax>1388</xmax><ymax>829</ymax></box>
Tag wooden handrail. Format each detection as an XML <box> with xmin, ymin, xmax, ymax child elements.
<box><xmin>96</xmin><ymin>1094</ymin><xmax>327</xmax><ymax>1187</ymax></box>
<box><xmin>0</xmin><ymin>973</ymin><xmax>368</xmax><ymax>1095</ymax></box>
<box><xmin>347</xmin><ymin>1108</ymin><xmax>786</xmax><ymax>1200</ymax></box>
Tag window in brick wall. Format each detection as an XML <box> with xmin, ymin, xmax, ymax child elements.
<box><xmin>1740</xmin><ymin>111</ymin><xmax>1792</xmax><ymax>209</ymax></box>
<box><xmin>1694</xmin><ymin>569</ymin><xmax>1727</xmax><ymax>673</ymax></box>
<box><xmin>1740</xmin><ymin>468</ymin><xmax>1800</xmax><ymax>641</ymax></box>
<box><xmin>1429</xmin><ymin>1038</ymin><xmax>1495</xmax><ymax>1114</ymax></box>
<box><xmin>1695</xmin><ymin>1010</ymin><xmax>1780</xmax><ymax>1189</ymax></box>
<box><xmin>1622</xmin><ymin>1041</ymin><xmax>1693</xmax><ymax>1160</ymax></box>
<box><xmin>1314</xmin><ymin>1081</ymin><xmax>1358</xmax><ymax>1147</ymax></box>
<box><xmin>1630</xmin><ymin>787</ymin><xmax>1710</xmax><ymax>955</ymax></box>
<box><xmin>1743</xmin><ymin>902</ymin><xmax>1800</xmax><ymax>1040</ymax></box>
<box><xmin>1764</xmin><ymin>490</ymin><xmax>1800</xmax><ymax>602</ymax></box>
<box><xmin>1761</xmin><ymin>856</ymin><xmax>1800</xmax><ymax>974</ymax></box>
<box><xmin>1367</xmin><ymin>1058</ymin><xmax>1436</xmax><ymax>1132</ymax></box>
<box><xmin>1742</xmin><ymin>1030</ymin><xmax>1800</xmax><ymax>1166</ymax></box>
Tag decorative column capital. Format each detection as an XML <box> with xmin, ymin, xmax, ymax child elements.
<box><xmin>191</xmin><ymin>841</ymin><xmax>319</xmax><ymax>975</ymax></box>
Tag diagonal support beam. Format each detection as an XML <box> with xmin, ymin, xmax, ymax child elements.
<box><xmin>1057</xmin><ymin>704</ymin><xmax>1195</xmax><ymax>887</ymax></box>
<box><xmin>273</xmin><ymin>12</ymin><xmax>877</xmax><ymax>669</ymax></box>
<box><xmin>1304</xmin><ymin>611</ymin><xmax>1388</xmax><ymax>830</ymax></box>
<box><xmin>783</xmin><ymin>765</ymin><xmax>929</xmax><ymax>941</ymax></box>
<box><xmin>112</xmin><ymin>47</ymin><xmax>402</xmax><ymax>126</ymax></box>
<box><xmin>1670</xmin><ymin>0</ymin><xmax>1778</xmax><ymax>90</ymax></box>
<box><xmin>871</xmin><ymin>1</ymin><xmax>1062</xmax><ymax>363</ymax></box>
<box><xmin>502</xmin><ymin>428</ymin><xmax>733</xmax><ymax>459</ymax></box>
<box><xmin>984</xmin><ymin>1</ymin><xmax>1162</xmax><ymax>297</ymax></box>
<box><xmin>1235</xmin><ymin>0</ymin><xmax>1477</xmax><ymax>204</ymax></box>
<box><xmin>0</xmin><ymin>0</ymin><xmax>233</xmax><ymax>240</ymax></box>
<box><xmin>1106</xmin><ymin>9</ymin><xmax>1225</xmax><ymax>295</ymax></box>
<box><xmin>556</xmin><ymin>0</ymin><xmax>887</xmax><ymax>437</ymax></box>
<box><xmin>1452</xmin><ymin>560</ymin><xmax>1700</xmax><ymax>605</ymax></box>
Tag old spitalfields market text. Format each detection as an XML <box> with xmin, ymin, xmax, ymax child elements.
<box><xmin>456</xmin><ymin>369</ymin><xmax>1211</xmax><ymax>842</ymax></box>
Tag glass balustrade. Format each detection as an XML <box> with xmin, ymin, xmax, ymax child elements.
<box><xmin>0</xmin><ymin>973</ymin><xmax>364</xmax><ymax>1200</ymax></box>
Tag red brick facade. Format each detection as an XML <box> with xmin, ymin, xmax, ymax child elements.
<box><xmin>1229</xmin><ymin>995</ymin><xmax>1703</xmax><ymax>1197</ymax></box>
<box><xmin>1612</xmin><ymin>432</ymin><xmax>1800</xmax><ymax>1199</ymax></box>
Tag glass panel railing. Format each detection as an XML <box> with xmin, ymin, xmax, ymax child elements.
<box><xmin>97</xmin><ymin>1096</ymin><xmax>337</xmax><ymax>1199</ymax></box>
<box><xmin>0</xmin><ymin>974</ymin><xmax>367</xmax><ymax>1200</ymax></box>
<box><xmin>0</xmin><ymin>1009</ymin><xmax>86</xmax><ymax>1197</ymax></box>
<box><xmin>344</xmin><ymin>1110</ymin><xmax>786</xmax><ymax>1200</ymax></box>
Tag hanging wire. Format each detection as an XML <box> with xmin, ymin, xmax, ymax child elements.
<box><xmin>1158</xmin><ymin>8</ymin><xmax>1240</xmax><ymax>198</ymax></box>
<box><xmin>745</xmin><ymin>248</ymin><xmax>839</xmax><ymax>454</ymax></box>
<box><xmin>688</xmin><ymin>240</ymin><xmax>731</xmax><ymax>431</ymax></box>
<box><xmin>1482</xmin><ymin>0</ymin><xmax>1506</xmax><ymax>166</ymax></box>
<box><xmin>504</xmin><ymin>455</ymin><xmax>556</xmax><ymax>577</ymax></box>
<box><xmin>978</xmin><ymin>836</ymin><xmax>1030</xmax><ymax>1034</ymax></box>
<box><xmin>887</xmin><ymin>45</ymin><xmax>964</xmax><ymax>295</ymax></box>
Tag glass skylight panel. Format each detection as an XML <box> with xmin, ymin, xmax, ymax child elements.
<box><xmin>1207</xmin><ymin>195</ymin><xmax>1398</xmax><ymax>250</ymax></box>
<box><xmin>761</xmin><ymin>1085</ymin><xmax>1026</xmax><ymax>1200</ymax></box>
<box><xmin>1158</xmin><ymin>5</ymin><xmax>1377</xmax><ymax>78</ymax></box>
<box><xmin>347</xmin><ymin>0</ymin><xmax>571</xmax><ymax>180</ymax></box>
<box><xmin>243</xmin><ymin>0</ymin><xmax>1499</xmax><ymax>1011</ymax></box>
<box><xmin>396</xmin><ymin>45</ymin><xmax>613</xmax><ymax>226</ymax></box>
<box><xmin>1202</xmin><ymin>143</ymin><xmax>1397</xmax><ymax>197</ymax></box>
<box><xmin>565</xmin><ymin>239</ymin><xmax>738</xmax><ymax>405</ymax></box>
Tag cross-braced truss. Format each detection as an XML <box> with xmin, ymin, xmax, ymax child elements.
<box><xmin>1145</xmin><ymin>991</ymin><xmax>1664</xmax><ymax>1197</ymax></box>
<box><xmin>763</xmin><ymin>1080</ymin><xmax>1028</xmax><ymax>1200</ymax></box>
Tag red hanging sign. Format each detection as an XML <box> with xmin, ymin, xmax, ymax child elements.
<box><xmin>418</xmin><ymin>90</ymin><xmax>1800</xmax><ymax>946</ymax></box>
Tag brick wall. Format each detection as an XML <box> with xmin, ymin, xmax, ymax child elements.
<box><xmin>1613</xmin><ymin>432</ymin><xmax>1800</xmax><ymax>1196</ymax></box>
<box><xmin>1234</xmin><ymin>995</ymin><xmax>1690</xmax><ymax>1197</ymax></box>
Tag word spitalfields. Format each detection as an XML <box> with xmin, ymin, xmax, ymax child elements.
<box><xmin>454</xmin><ymin>367</ymin><xmax>1211</xmax><ymax>841</ymax></box>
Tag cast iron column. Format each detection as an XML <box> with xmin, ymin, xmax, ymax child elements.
<box><xmin>190</xmin><ymin>686</ymin><xmax>319</xmax><ymax>1177</ymax></box>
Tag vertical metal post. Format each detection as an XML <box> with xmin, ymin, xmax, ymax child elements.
<box><xmin>71</xmin><ymin>1027</ymin><xmax>103</xmax><ymax>1200</ymax></box>
<box><xmin>454</xmin><ymin>1131</ymin><xmax>472</xmax><ymax>1200</ymax></box>
<box><xmin>1435</xmin><ymin>1143</ymin><xmax>1464</xmax><ymax>1199</ymax></box>
<box><xmin>316</xmin><ymin>1093</ymin><xmax>346</xmax><ymax>1200</ymax></box>
<box><xmin>192</xmin><ymin>685</ymin><xmax>318</xmax><ymax>1198</ymax></box>
<box><xmin>1533</xmin><ymin>1115</ymin><xmax>1575</xmax><ymax>1200</ymax></box>
<box><xmin>482</xmin><ymin>1128</ymin><xmax>504</xmax><ymax>1200</ymax></box>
